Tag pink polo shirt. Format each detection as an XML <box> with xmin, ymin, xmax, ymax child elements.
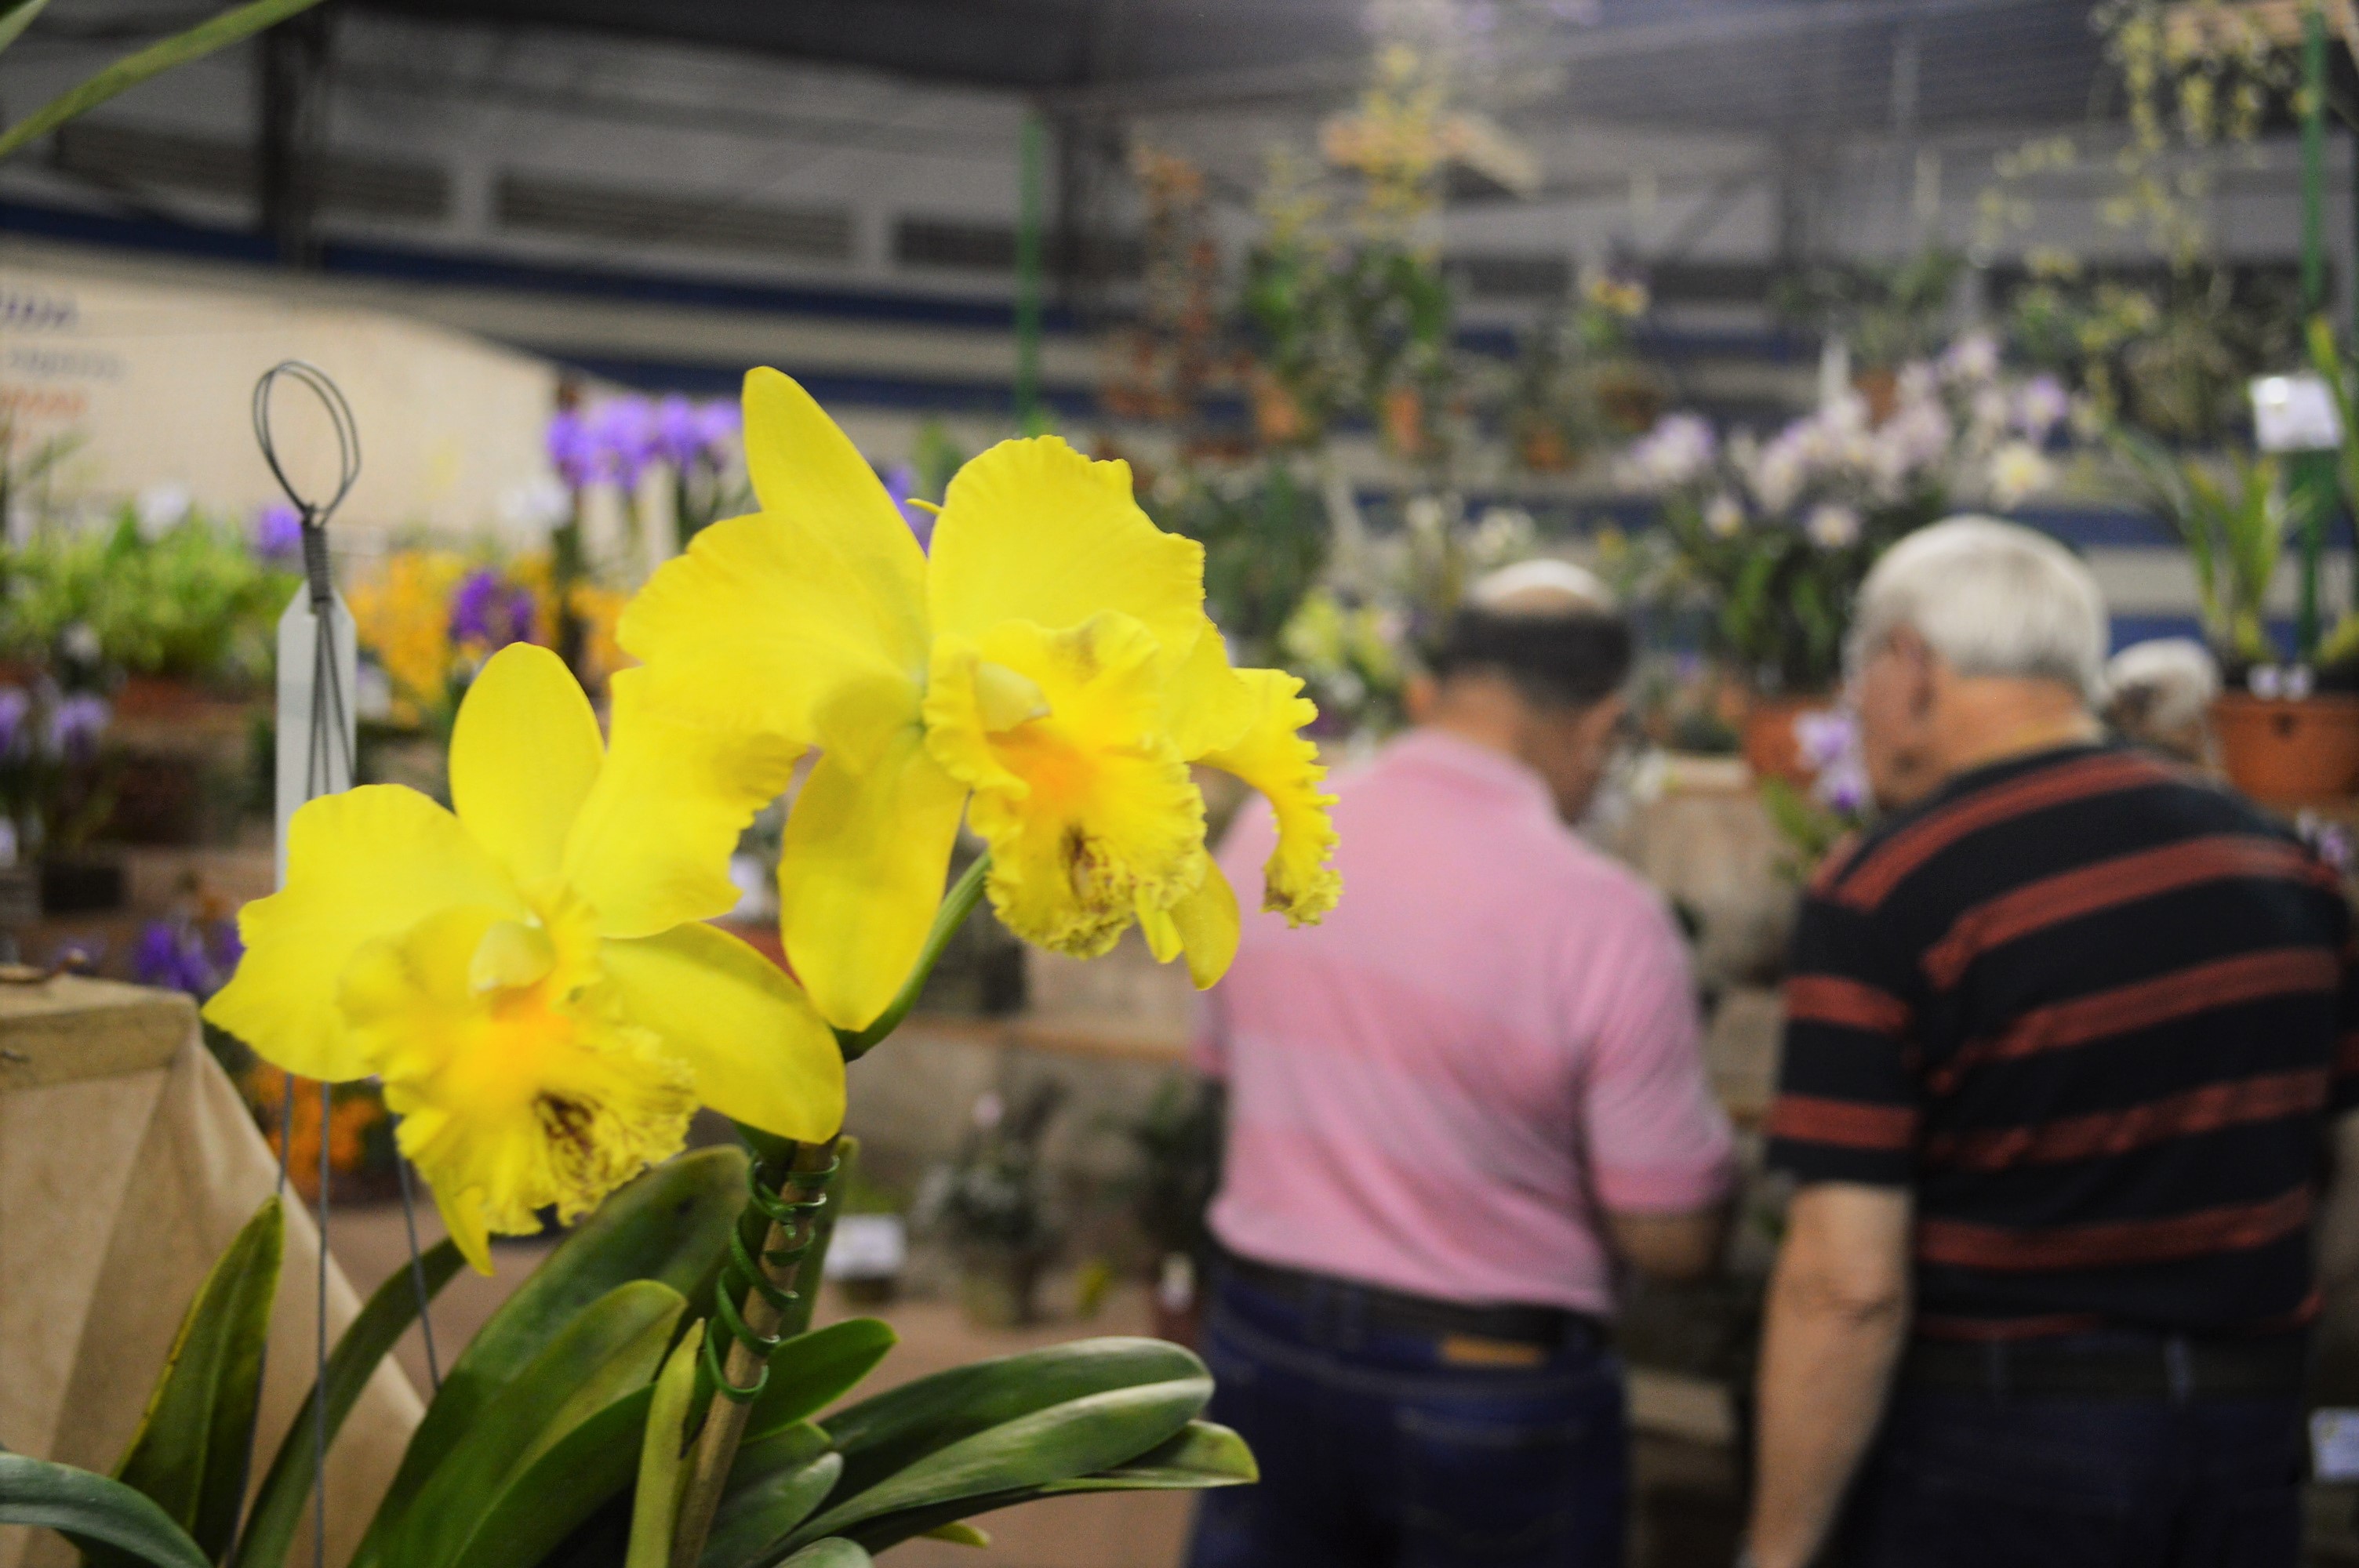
<box><xmin>1198</xmin><ymin>728</ymin><xmax>1736</xmax><ymax>1316</ymax></box>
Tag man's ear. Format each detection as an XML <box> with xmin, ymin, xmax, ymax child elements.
<box><xmin>1892</xmin><ymin>627</ymin><xmax>1940</xmax><ymax>720</ymax></box>
<box><xmin>1581</xmin><ymin>693</ymin><xmax>1630</xmax><ymax>749</ymax></box>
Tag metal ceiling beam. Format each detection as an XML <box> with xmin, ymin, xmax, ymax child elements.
<box><xmin>351</xmin><ymin>0</ymin><xmax>1098</xmax><ymax>89</ymax></box>
<box><xmin>1049</xmin><ymin>0</ymin><xmax>2075</xmax><ymax>120</ymax></box>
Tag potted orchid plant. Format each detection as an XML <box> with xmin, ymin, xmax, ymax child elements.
<box><xmin>1619</xmin><ymin>331</ymin><xmax>2071</xmax><ymax>782</ymax></box>
<box><xmin>1</xmin><ymin>370</ymin><xmax>1344</xmax><ymax>1568</ymax></box>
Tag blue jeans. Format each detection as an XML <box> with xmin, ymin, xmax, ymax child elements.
<box><xmin>1841</xmin><ymin>1383</ymin><xmax>2306</xmax><ymax>1567</ymax></box>
<box><xmin>1185</xmin><ymin>1270</ymin><xmax>1629</xmax><ymax>1568</ymax></box>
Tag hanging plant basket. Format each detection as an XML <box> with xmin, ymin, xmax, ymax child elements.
<box><xmin>2213</xmin><ymin>692</ymin><xmax>2359</xmax><ymax>804</ymax></box>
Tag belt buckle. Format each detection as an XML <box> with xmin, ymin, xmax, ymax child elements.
<box><xmin>1438</xmin><ymin>1332</ymin><xmax>1550</xmax><ymax>1369</ymax></box>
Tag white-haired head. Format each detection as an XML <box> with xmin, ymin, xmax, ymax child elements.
<box><xmin>1467</xmin><ymin>557</ymin><xmax>1615</xmax><ymax>616</ymax></box>
<box><xmin>1849</xmin><ymin>515</ymin><xmax>2107</xmax><ymax>704</ymax></box>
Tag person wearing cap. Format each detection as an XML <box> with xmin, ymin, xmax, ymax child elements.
<box><xmin>1187</xmin><ymin>561</ymin><xmax>1736</xmax><ymax>1568</ymax></box>
<box><xmin>1743</xmin><ymin>518</ymin><xmax>2359</xmax><ymax>1568</ymax></box>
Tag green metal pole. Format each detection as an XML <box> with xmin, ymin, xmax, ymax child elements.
<box><xmin>2299</xmin><ymin>3</ymin><xmax>2329</xmax><ymax>659</ymax></box>
<box><xmin>1015</xmin><ymin>111</ymin><xmax>1045</xmax><ymax>435</ymax></box>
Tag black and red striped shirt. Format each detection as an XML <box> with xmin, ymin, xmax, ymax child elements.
<box><xmin>1766</xmin><ymin>742</ymin><xmax>2358</xmax><ymax>1340</ymax></box>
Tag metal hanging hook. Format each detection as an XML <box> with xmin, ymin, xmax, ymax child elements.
<box><xmin>251</xmin><ymin>361</ymin><xmax>361</xmax><ymax>609</ymax></box>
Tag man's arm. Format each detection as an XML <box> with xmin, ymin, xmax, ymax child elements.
<box><xmin>1605</xmin><ymin>1203</ymin><xmax>1728</xmax><ymax>1283</ymax></box>
<box><xmin>1745</xmin><ymin>1182</ymin><xmax>1914</xmax><ymax>1568</ymax></box>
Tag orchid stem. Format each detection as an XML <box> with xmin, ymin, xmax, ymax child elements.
<box><xmin>835</xmin><ymin>851</ymin><xmax>990</xmax><ymax>1062</ymax></box>
<box><xmin>668</xmin><ymin>856</ymin><xmax>993</xmax><ymax>1568</ymax></box>
<box><xmin>669</xmin><ymin>1137</ymin><xmax>838</xmax><ymax>1568</ymax></box>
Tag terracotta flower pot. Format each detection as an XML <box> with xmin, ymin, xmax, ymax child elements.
<box><xmin>2212</xmin><ymin>692</ymin><xmax>2359</xmax><ymax>804</ymax></box>
<box><xmin>1742</xmin><ymin>695</ymin><xmax>1835</xmax><ymax>786</ymax></box>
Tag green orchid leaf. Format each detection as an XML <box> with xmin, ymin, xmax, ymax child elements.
<box><xmin>442</xmin><ymin>1385</ymin><xmax>653</xmax><ymax>1568</ymax></box>
<box><xmin>383</xmin><ymin>1279</ymin><xmax>685</xmax><ymax>1568</ymax></box>
<box><xmin>0</xmin><ymin>1</ymin><xmax>54</xmax><ymax>59</ymax></box>
<box><xmin>1035</xmin><ymin>1420</ymin><xmax>1258</xmax><ymax>1492</ymax></box>
<box><xmin>231</xmin><ymin>1239</ymin><xmax>463</xmax><ymax>1568</ymax></box>
<box><xmin>920</xmin><ymin>1521</ymin><xmax>990</xmax><ymax>1546</ymax></box>
<box><xmin>728</xmin><ymin>1419</ymin><xmax>833</xmax><ymax>1492</ymax></box>
<box><xmin>364</xmin><ymin>1148</ymin><xmax>744</xmax><ymax>1555</ymax></box>
<box><xmin>821</xmin><ymin>1336</ymin><xmax>1204</xmax><ymax>1501</ymax></box>
<box><xmin>625</xmin><ymin>1329</ymin><xmax>704</xmax><ymax>1568</ymax></box>
<box><xmin>776</xmin><ymin>1542</ymin><xmax>871</xmax><ymax>1568</ymax></box>
<box><xmin>830</xmin><ymin>1419</ymin><xmax>1256</xmax><ymax>1555</ymax></box>
<box><xmin>0</xmin><ymin>1453</ymin><xmax>211</xmax><ymax>1568</ymax></box>
<box><xmin>700</xmin><ymin>1454</ymin><xmax>841</xmax><ymax>1568</ymax></box>
<box><xmin>787</xmin><ymin>1375</ymin><xmax>1211</xmax><ymax>1551</ymax></box>
<box><xmin>0</xmin><ymin>0</ymin><xmax>327</xmax><ymax>161</ymax></box>
<box><xmin>100</xmin><ymin>1197</ymin><xmax>282</xmax><ymax>1566</ymax></box>
<box><xmin>744</xmin><ymin>1319</ymin><xmax>896</xmax><ymax>1443</ymax></box>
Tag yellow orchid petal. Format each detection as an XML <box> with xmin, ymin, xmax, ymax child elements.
<box><xmin>1165</xmin><ymin>856</ymin><xmax>1241</xmax><ymax>989</ymax></box>
<box><xmin>595</xmin><ymin>923</ymin><xmax>846</xmax><ymax>1143</ymax></box>
<box><xmin>779</xmin><ymin>727</ymin><xmax>969</xmax><ymax>1031</ymax></box>
<box><xmin>929</xmin><ymin>437</ymin><xmax>1207</xmax><ymax>662</ymax></box>
<box><xmin>1199</xmin><ymin>668</ymin><xmax>1341</xmax><ymax>926</ymax></box>
<box><xmin>620</xmin><ymin>370</ymin><xmax>926</xmax><ymax>745</ymax></box>
<box><xmin>925</xmin><ymin>613</ymin><xmax>1206</xmax><ymax>957</ymax></box>
<box><xmin>1165</xmin><ymin>618</ymin><xmax>1256</xmax><ymax>760</ymax></box>
<box><xmin>448</xmin><ymin>644</ymin><xmax>603</xmax><ymax>891</ymax></box>
<box><xmin>343</xmin><ymin>905</ymin><xmax>697</xmax><ymax>1275</ymax></box>
<box><xmin>1137</xmin><ymin>855</ymin><xmax>1238</xmax><ymax>989</ymax></box>
<box><xmin>203</xmin><ymin>786</ymin><xmax>525</xmax><ymax>1082</ymax></box>
<box><xmin>562</xmin><ymin>668</ymin><xmax>803</xmax><ymax>941</ymax></box>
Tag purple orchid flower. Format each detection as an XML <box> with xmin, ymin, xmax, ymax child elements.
<box><xmin>449</xmin><ymin>568</ymin><xmax>538</xmax><ymax>649</ymax></box>
<box><xmin>588</xmin><ymin>397</ymin><xmax>659</xmax><ymax>490</ymax></box>
<box><xmin>0</xmin><ymin>687</ymin><xmax>27</xmax><ymax>757</ymax></box>
<box><xmin>253</xmin><ymin>501</ymin><xmax>304</xmax><ymax>562</ymax></box>
<box><xmin>46</xmin><ymin>694</ymin><xmax>108</xmax><ymax>764</ymax></box>
<box><xmin>547</xmin><ymin>409</ymin><xmax>599</xmax><ymax>489</ymax></box>
<box><xmin>881</xmin><ymin>463</ymin><xmax>934</xmax><ymax>552</ymax></box>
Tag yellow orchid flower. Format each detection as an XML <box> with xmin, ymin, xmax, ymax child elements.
<box><xmin>203</xmin><ymin>643</ymin><xmax>844</xmax><ymax>1272</ymax></box>
<box><xmin>621</xmin><ymin>368</ymin><xmax>1340</xmax><ymax>1033</ymax></box>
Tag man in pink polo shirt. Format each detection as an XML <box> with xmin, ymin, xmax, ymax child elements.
<box><xmin>1188</xmin><ymin>564</ymin><xmax>1735</xmax><ymax>1568</ymax></box>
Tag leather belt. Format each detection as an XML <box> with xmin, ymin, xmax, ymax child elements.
<box><xmin>1218</xmin><ymin>1250</ymin><xmax>1608</xmax><ymax>1351</ymax></box>
<box><xmin>1900</xmin><ymin>1331</ymin><xmax>2310</xmax><ymax>1400</ymax></box>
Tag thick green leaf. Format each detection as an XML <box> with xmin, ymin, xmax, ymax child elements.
<box><xmin>626</xmin><ymin>1330</ymin><xmax>703</xmax><ymax>1568</ymax></box>
<box><xmin>776</xmin><ymin>1543</ymin><xmax>870</xmax><ymax>1568</ymax></box>
<box><xmin>744</xmin><ymin>1319</ymin><xmax>896</xmax><ymax>1443</ymax></box>
<box><xmin>0</xmin><ymin>1454</ymin><xmax>210</xmax><ymax>1568</ymax></box>
<box><xmin>831</xmin><ymin>1423</ymin><xmax>1254</xmax><ymax>1555</ymax></box>
<box><xmin>700</xmin><ymin>1454</ymin><xmax>841</xmax><ymax>1568</ymax></box>
<box><xmin>728</xmin><ymin>1420</ymin><xmax>833</xmax><ymax>1492</ymax></box>
<box><xmin>787</xmin><ymin>1376</ymin><xmax>1210</xmax><ymax>1550</ymax></box>
<box><xmin>363</xmin><ymin>1149</ymin><xmax>745</xmax><ymax>1557</ymax></box>
<box><xmin>920</xmin><ymin>1522</ymin><xmax>989</xmax><ymax>1546</ymax></box>
<box><xmin>1035</xmin><ymin>1420</ymin><xmax>1258</xmax><ymax>1493</ymax></box>
<box><xmin>104</xmin><ymin>1198</ymin><xmax>282</xmax><ymax>1566</ymax></box>
<box><xmin>230</xmin><ymin>1238</ymin><xmax>463</xmax><ymax>1568</ymax></box>
<box><xmin>441</xmin><ymin>1387</ymin><xmax>652</xmax><ymax>1568</ymax></box>
<box><xmin>0</xmin><ymin>0</ymin><xmax>326</xmax><ymax>161</ymax></box>
<box><xmin>821</xmin><ymin>1337</ymin><xmax>1203</xmax><ymax>1501</ymax></box>
<box><xmin>385</xmin><ymin>1279</ymin><xmax>685</xmax><ymax>1568</ymax></box>
<box><xmin>0</xmin><ymin>1</ymin><xmax>55</xmax><ymax>59</ymax></box>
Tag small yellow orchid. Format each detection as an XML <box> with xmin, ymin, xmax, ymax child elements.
<box><xmin>203</xmin><ymin>643</ymin><xmax>844</xmax><ymax>1272</ymax></box>
<box><xmin>621</xmin><ymin>369</ymin><xmax>1340</xmax><ymax>1033</ymax></box>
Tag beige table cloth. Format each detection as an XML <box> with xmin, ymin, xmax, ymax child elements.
<box><xmin>0</xmin><ymin>976</ymin><xmax>423</xmax><ymax>1568</ymax></box>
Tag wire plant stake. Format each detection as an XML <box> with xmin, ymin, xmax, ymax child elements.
<box><xmin>245</xmin><ymin>362</ymin><xmax>440</xmax><ymax>1568</ymax></box>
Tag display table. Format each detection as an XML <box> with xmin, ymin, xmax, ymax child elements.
<box><xmin>0</xmin><ymin>976</ymin><xmax>421</xmax><ymax>1568</ymax></box>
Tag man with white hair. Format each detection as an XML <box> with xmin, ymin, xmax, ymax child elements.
<box><xmin>1743</xmin><ymin>518</ymin><xmax>2359</xmax><ymax>1568</ymax></box>
<box><xmin>1189</xmin><ymin>561</ymin><xmax>1735</xmax><ymax>1568</ymax></box>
